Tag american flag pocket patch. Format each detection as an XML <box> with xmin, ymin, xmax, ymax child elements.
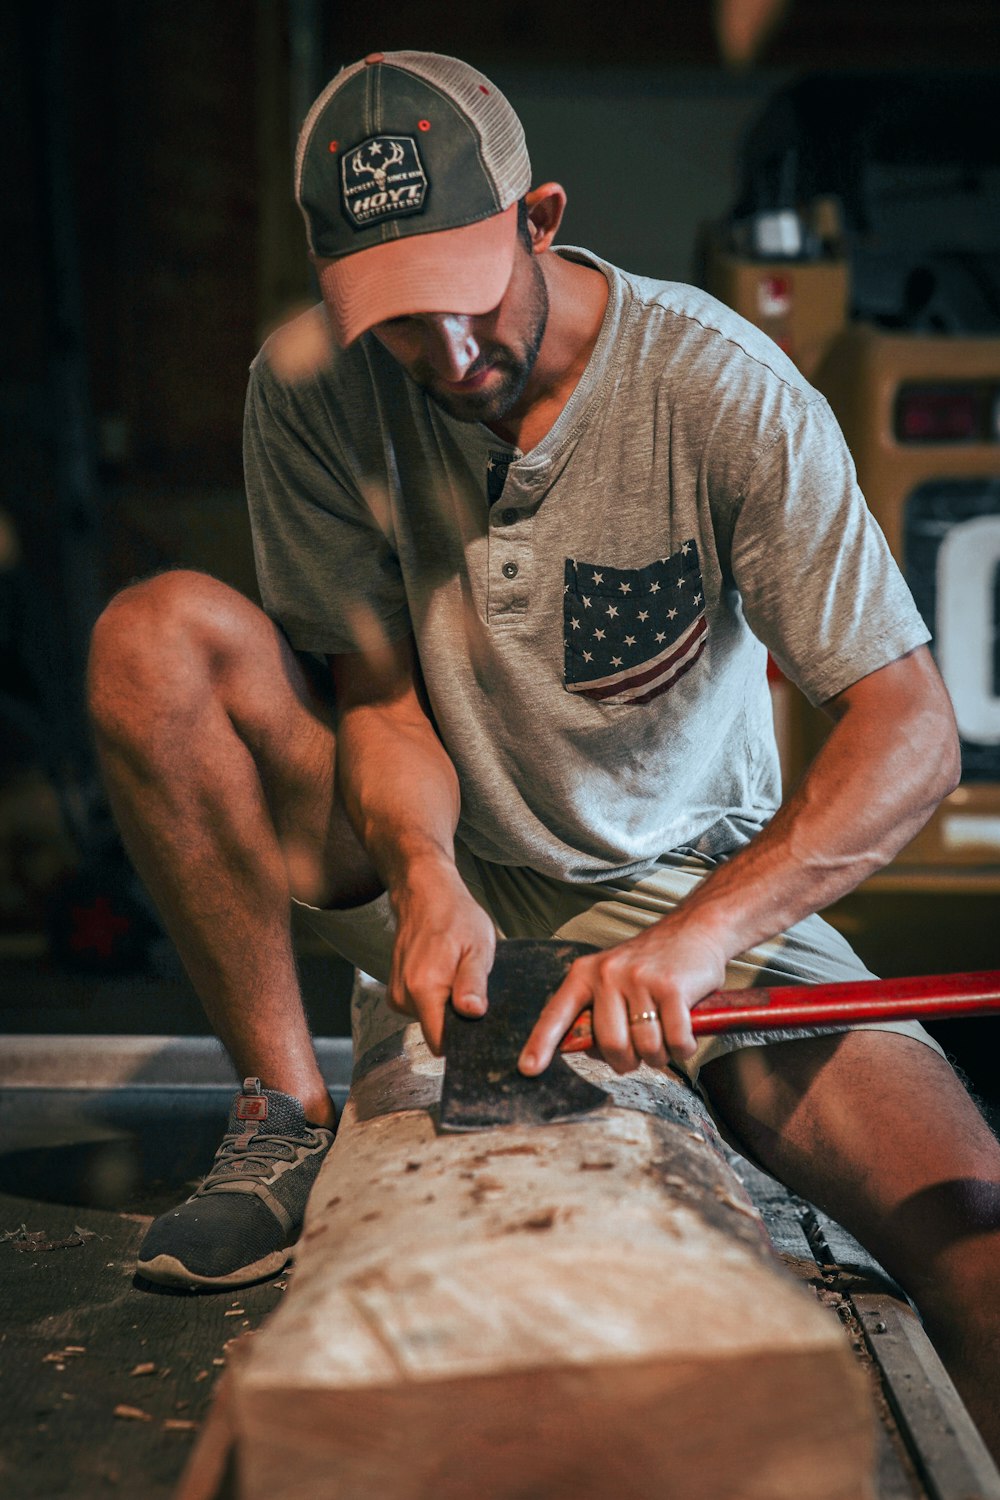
<box><xmin>563</xmin><ymin>541</ymin><xmax>707</xmax><ymax>705</ymax></box>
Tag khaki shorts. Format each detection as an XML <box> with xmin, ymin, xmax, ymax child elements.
<box><xmin>294</xmin><ymin>846</ymin><xmax>944</xmax><ymax>1084</ymax></box>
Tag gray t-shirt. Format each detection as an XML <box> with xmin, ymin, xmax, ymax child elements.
<box><xmin>244</xmin><ymin>247</ymin><xmax>929</xmax><ymax>884</ymax></box>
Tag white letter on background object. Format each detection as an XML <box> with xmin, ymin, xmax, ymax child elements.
<box><xmin>937</xmin><ymin>512</ymin><xmax>1000</xmax><ymax>745</ymax></box>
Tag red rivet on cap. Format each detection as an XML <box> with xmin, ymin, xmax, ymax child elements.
<box><xmin>364</xmin><ymin>52</ymin><xmax>384</xmax><ymax>64</ymax></box>
<box><xmin>328</xmin><ymin>140</ymin><xmax>339</xmax><ymax>152</ymax></box>
<box><xmin>418</xmin><ymin>118</ymin><xmax>431</xmax><ymax>131</ymax></box>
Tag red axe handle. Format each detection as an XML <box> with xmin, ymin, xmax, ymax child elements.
<box><xmin>559</xmin><ymin>970</ymin><xmax>1000</xmax><ymax>1052</ymax></box>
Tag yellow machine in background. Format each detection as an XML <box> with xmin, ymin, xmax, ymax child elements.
<box><xmin>703</xmin><ymin>74</ymin><xmax>1000</xmax><ymax>936</ymax></box>
<box><xmin>813</xmin><ymin>328</ymin><xmax>1000</xmax><ymax>886</ymax></box>
<box><xmin>705</xmin><ymin>202</ymin><xmax>850</xmax><ymax>381</ymax></box>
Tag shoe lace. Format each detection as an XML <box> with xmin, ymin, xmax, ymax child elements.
<box><xmin>194</xmin><ymin>1127</ymin><xmax>321</xmax><ymax>1195</ymax></box>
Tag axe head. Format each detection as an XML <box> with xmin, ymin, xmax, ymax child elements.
<box><xmin>438</xmin><ymin>938</ymin><xmax>609</xmax><ymax>1133</ymax></box>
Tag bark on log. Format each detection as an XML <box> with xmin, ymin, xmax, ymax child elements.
<box><xmin>178</xmin><ymin>976</ymin><xmax>876</xmax><ymax>1500</ymax></box>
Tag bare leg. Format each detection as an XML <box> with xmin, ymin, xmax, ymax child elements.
<box><xmin>701</xmin><ymin>1031</ymin><xmax>1000</xmax><ymax>1462</ymax></box>
<box><xmin>87</xmin><ymin>570</ymin><xmax>382</xmax><ymax>1127</ymax></box>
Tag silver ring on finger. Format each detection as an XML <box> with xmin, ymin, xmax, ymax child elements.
<box><xmin>628</xmin><ymin>1009</ymin><xmax>660</xmax><ymax>1027</ymax></box>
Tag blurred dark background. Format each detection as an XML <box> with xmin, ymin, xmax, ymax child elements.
<box><xmin>1</xmin><ymin>1</ymin><xmax>998</xmax><ymax>1111</ymax></box>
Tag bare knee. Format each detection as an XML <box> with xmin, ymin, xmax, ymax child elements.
<box><xmin>90</xmin><ymin>568</ymin><xmax>257</xmax><ymax>671</ymax></box>
<box><xmin>88</xmin><ymin>570</ymin><xmax>264</xmax><ymax>739</ymax></box>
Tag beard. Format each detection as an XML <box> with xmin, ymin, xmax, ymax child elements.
<box><xmin>416</xmin><ymin>254</ymin><xmax>549</xmax><ymax>426</ymax></box>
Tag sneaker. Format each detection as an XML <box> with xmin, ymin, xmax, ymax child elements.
<box><xmin>136</xmin><ymin>1077</ymin><xmax>335</xmax><ymax>1290</ymax></box>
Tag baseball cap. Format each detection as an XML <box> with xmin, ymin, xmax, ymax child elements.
<box><xmin>295</xmin><ymin>51</ymin><xmax>532</xmax><ymax>346</ymax></box>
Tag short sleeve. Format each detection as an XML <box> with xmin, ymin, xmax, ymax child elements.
<box><xmin>243</xmin><ymin>355</ymin><xmax>411</xmax><ymax>654</ymax></box>
<box><xmin>729</xmin><ymin>394</ymin><xmax>930</xmax><ymax>705</ymax></box>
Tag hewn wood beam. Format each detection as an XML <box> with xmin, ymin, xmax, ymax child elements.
<box><xmin>179</xmin><ymin>980</ymin><xmax>876</xmax><ymax>1500</ymax></box>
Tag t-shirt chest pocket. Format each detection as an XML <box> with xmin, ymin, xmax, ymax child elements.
<box><xmin>563</xmin><ymin>540</ymin><xmax>707</xmax><ymax>705</ymax></box>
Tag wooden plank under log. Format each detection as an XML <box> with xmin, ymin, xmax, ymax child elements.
<box><xmin>178</xmin><ymin>974</ymin><xmax>877</xmax><ymax>1500</ymax></box>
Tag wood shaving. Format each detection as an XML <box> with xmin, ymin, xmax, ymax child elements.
<box><xmin>113</xmin><ymin>1405</ymin><xmax>152</xmax><ymax>1422</ymax></box>
<box><xmin>163</xmin><ymin>1419</ymin><xmax>199</xmax><ymax>1432</ymax></box>
<box><xmin>480</xmin><ymin>1144</ymin><xmax>539</xmax><ymax>1158</ymax></box>
<box><xmin>510</xmin><ymin>1209</ymin><xmax>557</xmax><ymax>1233</ymax></box>
<box><xmin>223</xmin><ymin>1331</ymin><xmax>256</xmax><ymax>1354</ymax></box>
<box><xmin>10</xmin><ymin>1229</ymin><xmax>90</xmax><ymax>1253</ymax></box>
<box><xmin>712</xmin><ymin>1187</ymin><xmax>763</xmax><ymax>1220</ymax></box>
<box><xmin>130</xmin><ymin>1362</ymin><xmax>156</xmax><ymax>1377</ymax></box>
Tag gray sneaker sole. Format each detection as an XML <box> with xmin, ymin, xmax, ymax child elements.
<box><xmin>136</xmin><ymin>1244</ymin><xmax>294</xmax><ymax>1290</ymax></box>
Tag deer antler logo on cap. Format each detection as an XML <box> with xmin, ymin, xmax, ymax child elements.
<box><xmin>351</xmin><ymin>139</ymin><xmax>405</xmax><ymax>194</ymax></box>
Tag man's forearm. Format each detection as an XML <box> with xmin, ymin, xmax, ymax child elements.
<box><xmin>335</xmin><ymin>698</ymin><xmax>462</xmax><ymax>897</ymax></box>
<box><xmin>330</xmin><ymin>642</ymin><xmax>497</xmax><ymax>1050</ymax></box>
<box><xmin>669</xmin><ymin>648</ymin><xmax>960</xmax><ymax>963</ymax></box>
<box><xmin>519</xmin><ymin>648</ymin><xmax>960</xmax><ymax>1074</ymax></box>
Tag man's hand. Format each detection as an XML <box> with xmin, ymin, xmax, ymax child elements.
<box><xmin>518</xmin><ymin>918</ymin><xmax>727</xmax><ymax>1076</ymax></box>
<box><xmin>388</xmin><ymin>859</ymin><xmax>497</xmax><ymax>1054</ymax></box>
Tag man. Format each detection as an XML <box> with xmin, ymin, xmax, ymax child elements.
<box><xmin>87</xmin><ymin>52</ymin><xmax>999</xmax><ymax>1455</ymax></box>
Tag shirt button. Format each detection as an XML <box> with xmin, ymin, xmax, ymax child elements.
<box><xmin>502</xmin><ymin>561</ymin><xmax>519</xmax><ymax>579</ymax></box>
<box><xmin>501</xmin><ymin>507</ymin><xmax>518</xmax><ymax>526</ymax></box>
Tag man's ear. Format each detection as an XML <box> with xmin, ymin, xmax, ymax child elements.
<box><xmin>524</xmin><ymin>183</ymin><xmax>567</xmax><ymax>253</ymax></box>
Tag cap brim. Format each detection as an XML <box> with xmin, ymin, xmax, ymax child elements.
<box><xmin>316</xmin><ymin>203</ymin><xmax>520</xmax><ymax>347</ymax></box>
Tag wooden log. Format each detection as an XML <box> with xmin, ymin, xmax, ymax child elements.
<box><xmin>178</xmin><ymin>976</ymin><xmax>876</xmax><ymax>1500</ymax></box>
